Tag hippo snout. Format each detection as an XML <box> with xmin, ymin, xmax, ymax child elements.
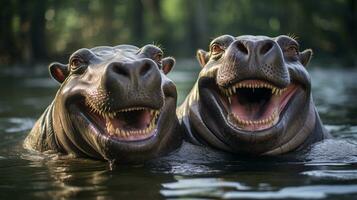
<box><xmin>107</xmin><ymin>59</ymin><xmax>160</xmax><ymax>82</ymax></box>
<box><xmin>101</xmin><ymin>58</ymin><xmax>163</xmax><ymax>110</ymax></box>
<box><xmin>218</xmin><ymin>37</ymin><xmax>289</xmax><ymax>88</ymax></box>
<box><xmin>230</xmin><ymin>39</ymin><xmax>278</xmax><ymax>58</ymax></box>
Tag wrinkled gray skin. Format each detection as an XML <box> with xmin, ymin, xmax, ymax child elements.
<box><xmin>178</xmin><ymin>35</ymin><xmax>330</xmax><ymax>155</ymax></box>
<box><xmin>25</xmin><ymin>44</ymin><xmax>182</xmax><ymax>163</ymax></box>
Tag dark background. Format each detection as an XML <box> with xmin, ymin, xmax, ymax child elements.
<box><xmin>0</xmin><ymin>0</ymin><xmax>356</xmax><ymax>67</ymax></box>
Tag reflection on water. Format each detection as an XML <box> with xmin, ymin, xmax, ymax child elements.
<box><xmin>0</xmin><ymin>65</ymin><xmax>357</xmax><ymax>199</ymax></box>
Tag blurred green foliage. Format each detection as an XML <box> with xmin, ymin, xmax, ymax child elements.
<box><xmin>0</xmin><ymin>0</ymin><xmax>356</xmax><ymax>66</ymax></box>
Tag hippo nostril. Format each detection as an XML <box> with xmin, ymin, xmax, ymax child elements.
<box><xmin>236</xmin><ymin>41</ymin><xmax>248</xmax><ymax>54</ymax></box>
<box><xmin>260</xmin><ymin>41</ymin><xmax>274</xmax><ymax>55</ymax></box>
<box><xmin>112</xmin><ymin>64</ymin><xmax>129</xmax><ymax>77</ymax></box>
<box><xmin>139</xmin><ymin>63</ymin><xmax>153</xmax><ymax>76</ymax></box>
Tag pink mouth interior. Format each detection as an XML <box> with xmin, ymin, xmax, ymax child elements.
<box><xmin>221</xmin><ymin>80</ymin><xmax>297</xmax><ymax>131</ymax></box>
<box><xmin>109</xmin><ymin>110</ymin><xmax>152</xmax><ymax>131</ymax></box>
<box><xmin>83</xmin><ymin>104</ymin><xmax>158</xmax><ymax>141</ymax></box>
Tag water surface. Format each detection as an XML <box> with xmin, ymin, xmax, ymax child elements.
<box><xmin>0</xmin><ymin>65</ymin><xmax>356</xmax><ymax>199</ymax></box>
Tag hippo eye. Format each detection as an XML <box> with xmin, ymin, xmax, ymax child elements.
<box><xmin>154</xmin><ymin>53</ymin><xmax>163</xmax><ymax>64</ymax></box>
<box><xmin>70</xmin><ymin>57</ymin><xmax>85</xmax><ymax>70</ymax></box>
<box><xmin>211</xmin><ymin>44</ymin><xmax>224</xmax><ymax>55</ymax></box>
<box><xmin>285</xmin><ymin>46</ymin><xmax>299</xmax><ymax>58</ymax></box>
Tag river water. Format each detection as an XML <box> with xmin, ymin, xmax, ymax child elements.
<box><xmin>0</xmin><ymin>64</ymin><xmax>356</xmax><ymax>199</ymax></box>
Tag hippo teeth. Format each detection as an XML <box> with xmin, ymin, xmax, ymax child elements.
<box><xmin>105</xmin><ymin>118</ymin><xmax>156</xmax><ymax>138</ymax></box>
<box><xmin>220</xmin><ymin>81</ymin><xmax>287</xmax><ymax>98</ymax></box>
<box><xmin>228</xmin><ymin>110</ymin><xmax>279</xmax><ymax>127</ymax></box>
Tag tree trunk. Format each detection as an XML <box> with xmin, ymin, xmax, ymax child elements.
<box><xmin>0</xmin><ymin>0</ymin><xmax>17</xmax><ymax>64</ymax></box>
<box><xmin>128</xmin><ymin>0</ymin><xmax>144</xmax><ymax>44</ymax></box>
<box><xmin>30</xmin><ymin>0</ymin><xmax>47</xmax><ymax>61</ymax></box>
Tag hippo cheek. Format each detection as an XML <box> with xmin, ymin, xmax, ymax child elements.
<box><xmin>262</xmin><ymin>90</ymin><xmax>316</xmax><ymax>155</ymax></box>
<box><xmin>66</xmin><ymin>105</ymin><xmax>111</xmax><ymax>159</ymax></box>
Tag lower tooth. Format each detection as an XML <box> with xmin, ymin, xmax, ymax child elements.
<box><xmin>108</xmin><ymin>128</ymin><xmax>113</xmax><ymax>135</ymax></box>
<box><xmin>238</xmin><ymin>118</ymin><xmax>242</xmax><ymax>124</ymax></box>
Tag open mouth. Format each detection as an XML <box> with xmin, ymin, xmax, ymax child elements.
<box><xmin>83</xmin><ymin>101</ymin><xmax>160</xmax><ymax>141</ymax></box>
<box><xmin>219</xmin><ymin>80</ymin><xmax>297</xmax><ymax>131</ymax></box>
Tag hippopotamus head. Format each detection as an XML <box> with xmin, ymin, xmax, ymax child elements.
<box><xmin>178</xmin><ymin>35</ymin><xmax>327</xmax><ymax>155</ymax></box>
<box><xmin>40</xmin><ymin>44</ymin><xmax>181</xmax><ymax>162</ymax></box>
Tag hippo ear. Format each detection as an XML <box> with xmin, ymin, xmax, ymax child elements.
<box><xmin>196</xmin><ymin>49</ymin><xmax>209</xmax><ymax>67</ymax></box>
<box><xmin>49</xmin><ymin>62</ymin><xmax>69</xmax><ymax>83</ymax></box>
<box><xmin>161</xmin><ymin>57</ymin><xmax>175</xmax><ymax>74</ymax></box>
<box><xmin>299</xmin><ymin>49</ymin><xmax>313</xmax><ymax>67</ymax></box>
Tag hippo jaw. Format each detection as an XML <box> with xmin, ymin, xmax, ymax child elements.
<box><xmin>219</xmin><ymin>80</ymin><xmax>298</xmax><ymax>131</ymax></box>
<box><xmin>69</xmin><ymin>86</ymin><xmax>176</xmax><ymax>143</ymax></box>
<box><xmin>199</xmin><ymin>74</ymin><xmax>309</xmax><ymax>139</ymax></box>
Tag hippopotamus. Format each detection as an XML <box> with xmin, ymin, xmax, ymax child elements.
<box><xmin>24</xmin><ymin>44</ymin><xmax>182</xmax><ymax>163</ymax></box>
<box><xmin>177</xmin><ymin>35</ymin><xmax>330</xmax><ymax>155</ymax></box>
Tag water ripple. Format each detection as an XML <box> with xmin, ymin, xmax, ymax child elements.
<box><xmin>4</xmin><ymin>117</ymin><xmax>35</xmax><ymax>133</ymax></box>
<box><xmin>223</xmin><ymin>185</ymin><xmax>357</xmax><ymax>199</ymax></box>
<box><xmin>301</xmin><ymin>170</ymin><xmax>357</xmax><ymax>180</ymax></box>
